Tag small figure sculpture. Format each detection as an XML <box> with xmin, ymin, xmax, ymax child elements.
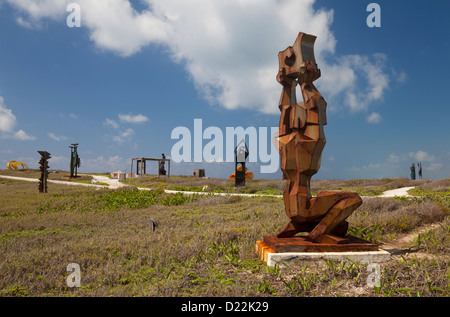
<box><xmin>275</xmin><ymin>32</ymin><xmax>362</xmax><ymax>243</ymax></box>
<box><xmin>159</xmin><ymin>154</ymin><xmax>167</xmax><ymax>176</ymax></box>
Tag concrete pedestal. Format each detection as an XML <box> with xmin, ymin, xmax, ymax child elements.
<box><xmin>256</xmin><ymin>239</ymin><xmax>391</xmax><ymax>267</ymax></box>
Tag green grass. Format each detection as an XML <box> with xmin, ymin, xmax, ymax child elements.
<box><xmin>0</xmin><ymin>176</ymin><xmax>448</xmax><ymax>297</ymax></box>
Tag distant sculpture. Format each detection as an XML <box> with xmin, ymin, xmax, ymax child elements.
<box><xmin>159</xmin><ymin>154</ymin><xmax>167</xmax><ymax>176</ymax></box>
<box><xmin>7</xmin><ymin>161</ymin><xmax>28</xmax><ymax>170</ymax></box>
<box><xmin>69</xmin><ymin>143</ymin><xmax>81</xmax><ymax>178</ymax></box>
<box><xmin>275</xmin><ymin>32</ymin><xmax>362</xmax><ymax>243</ymax></box>
<box><xmin>38</xmin><ymin>151</ymin><xmax>51</xmax><ymax>193</ymax></box>
<box><xmin>233</xmin><ymin>139</ymin><xmax>250</xmax><ymax>187</ymax></box>
<box><xmin>418</xmin><ymin>162</ymin><xmax>422</xmax><ymax>179</ymax></box>
<box><xmin>410</xmin><ymin>163</ymin><xmax>416</xmax><ymax>180</ymax></box>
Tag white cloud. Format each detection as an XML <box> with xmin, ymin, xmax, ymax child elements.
<box><xmin>104</xmin><ymin>118</ymin><xmax>120</xmax><ymax>129</ymax></box>
<box><xmin>82</xmin><ymin>155</ymin><xmax>128</xmax><ymax>172</ymax></box>
<box><xmin>13</xmin><ymin>129</ymin><xmax>35</xmax><ymax>140</ymax></box>
<box><xmin>112</xmin><ymin>128</ymin><xmax>135</xmax><ymax>144</ymax></box>
<box><xmin>366</xmin><ymin>112</ymin><xmax>382</xmax><ymax>124</ymax></box>
<box><xmin>118</xmin><ymin>113</ymin><xmax>149</xmax><ymax>124</ymax></box>
<box><xmin>0</xmin><ymin>96</ymin><xmax>35</xmax><ymax>140</ymax></box>
<box><xmin>7</xmin><ymin>0</ymin><xmax>393</xmax><ymax>115</ymax></box>
<box><xmin>396</xmin><ymin>71</ymin><xmax>407</xmax><ymax>83</ymax></box>
<box><xmin>48</xmin><ymin>132</ymin><xmax>68</xmax><ymax>141</ymax></box>
<box><xmin>427</xmin><ymin>163</ymin><xmax>442</xmax><ymax>171</ymax></box>
<box><xmin>387</xmin><ymin>153</ymin><xmax>401</xmax><ymax>163</ymax></box>
<box><xmin>409</xmin><ymin>151</ymin><xmax>435</xmax><ymax>162</ymax></box>
<box><xmin>0</xmin><ymin>96</ymin><xmax>17</xmax><ymax>133</ymax></box>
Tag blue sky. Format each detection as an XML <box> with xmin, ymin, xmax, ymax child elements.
<box><xmin>0</xmin><ymin>0</ymin><xmax>449</xmax><ymax>180</ymax></box>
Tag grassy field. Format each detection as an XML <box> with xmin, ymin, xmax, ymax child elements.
<box><xmin>122</xmin><ymin>173</ymin><xmax>428</xmax><ymax>197</ymax></box>
<box><xmin>0</xmin><ymin>172</ymin><xmax>448</xmax><ymax>297</ymax></box>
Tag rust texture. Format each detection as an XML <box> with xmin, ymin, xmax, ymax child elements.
<box><xmin>262</xmin><ymin>236</ymin><xmax>379</xmax><ymax>253</ymax></box>
<box><xmin>275</xmin><ymin>32</ymin><xmax>363</xmax><ymax>244</ymax></box>
<box><xmin>38</xmin><ymin>151</ymin><xmax>51</xmax><ymax>193</ymax></box>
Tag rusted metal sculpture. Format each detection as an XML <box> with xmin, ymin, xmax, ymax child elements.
<box><xmin>275</xmin><ymin>32</ymin><xmax>362</xmax><ymax>244</ymax></box>
<box><xmin>38</xmin><ymin>151</ymin><xmax>51</xmax><ymax>193</ymax></box>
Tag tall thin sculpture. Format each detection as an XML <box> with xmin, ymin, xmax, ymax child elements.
<box><xmin>69</xmin><ymin>143</ymin><xmax>81</xmax><ymax>178</ymax></box>
<box><xmin>276</xmin><ymin>32</ymin><xmax>362</xmax><ymax>244</ymax></box>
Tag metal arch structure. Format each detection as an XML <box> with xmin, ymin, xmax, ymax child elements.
<box><xmin>130</xmin><ymin>156</ymin><xmax>171</xmax><ymax>179</ymax></box>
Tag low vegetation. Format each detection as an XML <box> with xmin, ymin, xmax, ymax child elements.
<box><xmin>0</xmin><ymin>172</ymin><xmax>448</xmax><ymax>297</ymax></box>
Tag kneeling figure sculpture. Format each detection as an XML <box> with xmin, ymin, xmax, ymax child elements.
<box><xmin>276</xmin><ymin>32</ymin><xmax>362</xmax><ymax>244</ymax></box>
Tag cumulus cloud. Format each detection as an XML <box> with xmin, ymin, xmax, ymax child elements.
<box><xmin>118</xmin><ymin>113</ymin><xmax>149</xmax><ymax>124</ymax></box>
<box><xmin>48</xmin><ymin>132</ymin><xmax>68</xmax><ymax>141</ymax></box>
<box><xmin>104</xmin><ymin>118</ymin><xmax>120</xmax><ymax>129</ymax></box>
<box><xmin>0</xmin><ymin>96</ymin><xmax>35</xmax><ymax>140</ymax></box>
<box><xmin>0</xmin><ymin>96</ymin><xmax>17</xmax><ymax>133</ymax></box>
<box><xmin>409</xmin><ymin>151</ymin><xmax>435</xmax><ymax>162</ymax></box>
<box><xmin>82</xmin><ymin>155</ymin><xmax>128</xmax><ymax>172</ymax></box>
<box><xmin>366</xmin><ymin>112</ymin><xmax>382</xmax><ymax>124</ymax></box>
<box><xmin>13</xmin><ymin>129</ymin><xmax>35</xmax><ymax>140</ymax></box>
<box><xmin>112</xmin><ymin>128</ymin><xmax>135</xmax><ymax>144</ymax></box>
<box><xmin>7</xmin><ymin>0</ymin><xmax>393</xmax><ymax>115</ymax></box>
<box><xmin>105</xmin><ymin>114</ymin><xmax>146</xmax><ymax>144</ymax></box>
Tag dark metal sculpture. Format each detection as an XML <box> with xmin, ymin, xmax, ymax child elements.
<box><xmin>234</xmin><ymin>139</ymin><xmax>249</xmax><ymax>187</ymax></box>
<box><xmin>69</xmin><ymin>144</ymin><xmax>81</xmax><ymax>178</ymax></box>
<box><xmin>410</xmin><ymin>163</ymin><xmax>416</xmax><ymax>180</ymax></box>
<box><xmin>38</xmin><ymin>151</ymin><xmax>51</xmax><ymax>193</ymax></box>
<box><xmin>159</xmin><ymin>154</ymin><xmax>167</xmax><ymax>176</ymax></box>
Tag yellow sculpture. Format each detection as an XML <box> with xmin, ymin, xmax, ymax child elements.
<box><xmin>7</xmin><ymin>161</ymin><xmax>28</xmax><ymax>170</ymax></box>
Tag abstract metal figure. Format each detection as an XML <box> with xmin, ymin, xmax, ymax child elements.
<box><xmin>38</xmin><ymin>151</ymin><xmax>51</xmax><ymax>193</ymax></box>
<box><xmin>275</xmin><ymin>32</ymin><xmax>362</xmax><ymax>243</ymax></box>
<box><xmin>159</xmin><ymin>154</ymin><xmax>167</xmax><ymax>176</ymax></box>
<box><xmin>234</xmin><ymin>139</ymin><xmax>249</xmax><ymax>187</ymax></box>
<box><xmin>410</xmin><ymin>163</ymin><xmax>416</xmax><ymax>180</ymax></box>
<box><xmin>69</xmin><ymin>143</ymin><xmax>81</xmax><ymax>178</ymax></box>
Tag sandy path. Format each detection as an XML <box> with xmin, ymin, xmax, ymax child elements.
<box><xmin>0</xmin><ymin>174</ymin><xmax>417</xmax><ymax>199</ymax></box>
<box><xmin>377</xmin><ymin>186</ymin><xmax>415</xmax><ymax>198</ymax></box>
<box><xmin>90</xmin><ymin>175</ymin><xmax>128</xmax><ymax>189</ymax></box>
<box><xmin>0</xmin><ymin>175</ymin><xmax>108</xmax><ymax>188</ymax></box>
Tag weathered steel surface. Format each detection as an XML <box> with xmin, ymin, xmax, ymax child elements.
<box><xmin>275</xmin><ymin>32</ymin><xmax>364</xmax><ymax>244</ymax></box>
<box><xmin>263</xmin><ymin>235</ymin><xmax>379</xmax><ymax>253</ymax></box>
<box><xmin>38</xmin><ymin>151</ymin><xmax>51</xmax><ymax>193</ymax></box>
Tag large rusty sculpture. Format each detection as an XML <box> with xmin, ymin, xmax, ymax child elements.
<box><xmin>275</xmin><ymin>32</ymin><xmax>362</xmax><ymax>244</ymax></box>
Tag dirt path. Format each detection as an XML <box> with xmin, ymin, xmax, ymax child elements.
<box><xmin>91</xmin><ymin>175</ymin><xmax>128</xmax><ymax>189</ymax></box>
<box><xmin>380</xmin><ymin>222</ymin><xmax>441</xmax><ymax>257</ymax></box>
<box><xmin>377</xmin><ymin>186</ymin><xmax>415</xmax><ymax>198</ymax></box>
<box><xmin>0</xmin><ymin>175</ymin><xmax>108</xmax><ymax>189</ymax></box>
<box><xmin>0</xmin><ymin>174</ymin><xmax>417</xmax><ymax>199</ymax></box>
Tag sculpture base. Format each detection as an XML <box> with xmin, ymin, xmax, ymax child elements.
<box><xmin>262</xmin><ymin>235</ymin><xmax>379</xmax><ymax>253</ymax></box>
<box><xmin>256</xmin><ymin>236</ymin><xmax>389</xmax><ymax>267</ymax></box>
